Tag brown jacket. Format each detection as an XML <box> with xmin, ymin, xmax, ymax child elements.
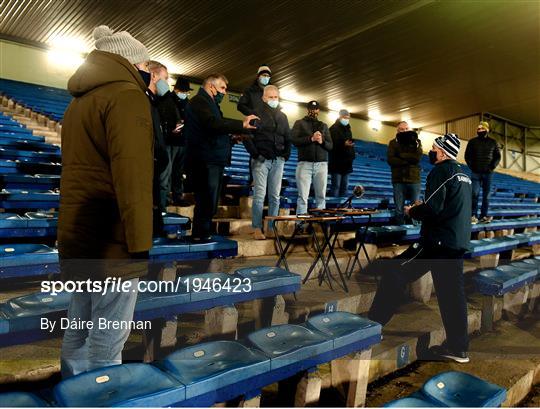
<box><xmin>58</xmin><ymin>50</ymin><xmax>154</xmax><ymax>280</ymax></box>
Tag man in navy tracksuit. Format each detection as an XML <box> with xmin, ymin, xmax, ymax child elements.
<box><xmin>369</xmin><ymin>133</ymin><xmax>472</xmax><ymax>363</ymax></box>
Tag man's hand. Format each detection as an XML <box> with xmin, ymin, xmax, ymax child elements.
<box><xmin>345</xmin><ymin>139</ymin><xmax>354</xmax><ymax>147</ymax></box>
<box><xmin>311</xmin><ymin>131</ymin><xmax>323</xmax><ymax>144</ymax></box>
<box><xmin>243</xmin><ymin>115</ymin><xmax>260</xmax><ymax>129</ymax></box>
<box><xmin>404</xmin><ymin>205</ymin><xmax>412</xmax><ymax>216</ymax></box>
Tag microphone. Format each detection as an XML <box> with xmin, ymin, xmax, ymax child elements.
<box><xmin>340</xmin><ymin>185</ymin><xmax>365</xmax><ymax>208</ymax></box>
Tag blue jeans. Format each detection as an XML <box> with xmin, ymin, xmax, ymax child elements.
<box><xmin>251</xmin><ymin>157</ymin><xmax>285</xmax><ymax>229</ymax></box>
<box><xmin>60</xmin><ymin>278</ymin><xmax>139</xmax><ymax>378</ymax></box>
<box><xmin>296</xmin><ymin>161</ymin><xmax>328</xmax><ymax>215</ymax></box>
<box><xmin>393</xmin><ymin>183</ymin><xmax>421</xmax><ymax>225</ymax></box>
<box><xmin>471</xmin><ymin>172</ymin><xmax>493</xmax><ymax>218</ymax></box>
<box><xmin>330</xmin><ymin>173</ymin><xmax>350</xmax><ymax>197</ymax></box>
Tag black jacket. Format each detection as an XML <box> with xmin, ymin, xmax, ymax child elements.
<box><xmin>464</xmin><ymin>135</ymin><xmax>501</xmax><ymax>174</ymax></box>
<box><xmin>243</xmin><ymin>104</ymin><xmax>291</xmax><ymax>160</ymax></box>
<box><xmin>184</xmin><ymin>88</ymin><xmax>244</xmax><ymax>166</ymax></box>
<box><xmin>387</xmin><ymin>132</ymin><xmax>423</xmax><ymax>184</ymax></box>
<box><xmin>157</xmin><ymin>91</ymin><xmax>183</xmax><ymax>146</ymax></box>
<box><xmin>173</xmin><ymin>94</ymin><xmax>189</xmax><ymax>121</ymax></box>
<box><xmin>409</xmin><ymin>159</ymin><xmax>472</xmax><ymax>251</ymax></box>
<box><xmin>237</xmin><ymin>80</ymin><xmax>266</xmax><ymax>116</ymax></box>
<box><xmin>328</xmin><ymin>120</ymin><xmax>355</xmax><ymax>174</ymax></box>
<box><xmin>291</xmin><ymin>116</ymin><xmax>333</xmax><ymax>162</ymax></box>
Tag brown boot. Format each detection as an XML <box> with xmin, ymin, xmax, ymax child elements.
<box><xmin>253</xmin><ymin>228</ymin><xmax>266</xmax><ymax>240</ymax></box>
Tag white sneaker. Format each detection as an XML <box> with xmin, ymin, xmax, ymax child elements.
<box><xmin>471</xmin><ymin>216</ymin><xmax>479</xmax><ymax>224</ymax></box>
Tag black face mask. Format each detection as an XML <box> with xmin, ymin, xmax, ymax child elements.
<box><xmin>138</xmin><ymin>70</ymin><xmax>151</xmax><ymax>87</ymax></box>
<box><xmin>429</xmin><ymin>150</ymin><xmax>438</xmax><ymax>165</ymax></box>
<box><xmin>308</xmin><ymin>110</ymin><xmax>318</xmax><ymax>119</ymax></box>
<box><xmin>477</xmin><ymin>131</ymin><xmax>488</xmax><ymax>138</ymax></box>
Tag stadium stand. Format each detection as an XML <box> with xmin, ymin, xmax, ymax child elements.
<box><xmin>0</xmin><ymin>78</ymin><xmax>539</xmax><ymax>407</ymax></box>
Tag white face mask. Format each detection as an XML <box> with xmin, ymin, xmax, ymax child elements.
<box><xmin>267</xmin><ymin>99</ymin><xmax>279</xmax><ymax>109</ymax></box>
<box><xmin>259</xmin><ymin>76</ymin><xmax>270</xmax><ymax>86</ymax></box>
<box><xmin>176</xmin><ymin>92</ymin><xmax>188</xmax><ymax>100</ymax></box>
<box><xmin>340</xmin><ymin>118</ymin><xmax>350</xmax><ymax>126</ymax></box>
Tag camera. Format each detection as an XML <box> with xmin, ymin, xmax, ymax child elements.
<box><xmin>249</xmin><ymin>118</ymin><xmax>260</xmax><ymax>128</ymax></box>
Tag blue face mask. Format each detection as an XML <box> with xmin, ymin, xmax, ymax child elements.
<box><xmin>267</xmin><ymin>99</ymin><xmax>279</xmax><ymax>109</ymax></box>
<box><xmin>156</xmin><ymin>79</ymin><xmax>170</xmax><ymax>97</ymax></box>
<box><xmin>340</xmin><ymin>118</ymin><xmax>350</xmax><ymax>126</ymax></box>
<box><xmin>259</xmin><ymin>76</ymin><xmax>270</xmax><ymax>86</ymax></box>
<box><xmin>176</xmin><ymin>92</ymin><xmax>188</xmax><ymax>100</ymax></box>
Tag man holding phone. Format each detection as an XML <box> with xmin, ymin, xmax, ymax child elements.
<box><xmin>291</xmin><ymin>101</ymin><xmax>333</xmax><ymax>214</ymax></box>
<box><xmin>184</xmin><ymin>74</ymin><xmax>258</xmax><ymax>240</ymax></box>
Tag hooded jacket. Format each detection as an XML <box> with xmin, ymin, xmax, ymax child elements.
<box><xmin>464</xmin><ymin>134</ymin><xmax>501</xmax><ymax>174</ymax></box>
<box><xmin>58</xmin><ymin>50</ymin><xmax>154</xmax><ymax>281</ymax></box>
<box><xmin>409</xmin><ymin>159</ymin><xmax>472</xmax><ymax>251</ymax></box>
<box><xmin>291</xmin><ymin>116</ymin><xmax>333</xmax><ymax>162</ymax></box>
<box><xmin>387</xmin><ymin>132</ymin><xmax>423</xmax><ymax>184</ymax></box>
<box><xmin>237</xmin><ymin>80</ymin><xmax>266</xmax><ymax>116</ymax></box>
<box><xmin>184</xmin><ymin>87</ymin><xmax>244</xmax><ymax>166</ymax></box>
<box><xmin>243</xmin><ymin>103</ymin><xmax>291</xmax><ymax>160</ymax></box>
<box><xmin>328</xmin><ymin>120</ymin><xmax>356</xmax><ymax>174</ymax></box>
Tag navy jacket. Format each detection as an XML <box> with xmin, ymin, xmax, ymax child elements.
<box><xmin>184</xmin><ymin>88</ymin><xmax>244</xmax><ymax>166</ymax></box>
<box><xmin>409</xmin><ymin>159</ymin><xmax>472</xmax><ymax>251</ymax></box>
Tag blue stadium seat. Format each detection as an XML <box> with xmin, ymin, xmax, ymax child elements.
<box><xmin>53</xmin><ymin>363</ymin><xmax>183</xmax><ymax>407</ymax></box>
<box><xmin>160</xmin><ymin>341</ymin><xmax>270</xmax><ymax>400</ymax></box>
<box><xmin>306</xmin><ymin>311</ymin><xmax>382</xmax><ymax>349</ymax></box>
<box><xmin>0</xmin><ymin>392</ymin><xmax>48</xmax><ymax>407</ymax></box>
<box><xmin>384</xmin><ymin>395</ymin><xmax>437</xmax><ymax>407</ymax></box>
<box><xmin>247</xmin><ymin>324</ymin><xmax>333</xmax><ymax>370</ymax></box>
<box><xmin>234</xmin><ymin>266</ymin><xmax>300</xmax><ymax>291</ymax></box>
<box><xmin>0</xmin><ymin>243</ymin><xmax>58</xmax><ymax>279</ymax></box>
<box><xmin>474</xmin><ymin>265</ymin><xmax>537</xmax><ymax>296</ymax></box>
<box><xmin>422</xmin><ymin>371</ymin><xmax>506</xmax><ymax>407</ymax></box>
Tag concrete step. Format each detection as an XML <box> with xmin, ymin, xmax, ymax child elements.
<box><xmin>364</xmin><ymin>317</ymin><xmax>540</xmax><ymax>407</ymax></box>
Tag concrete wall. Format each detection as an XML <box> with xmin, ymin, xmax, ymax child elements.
<box><xmin>0</xmin><ymin>39</ymin><xmax>76</xmax><ymax>89</ymax></box>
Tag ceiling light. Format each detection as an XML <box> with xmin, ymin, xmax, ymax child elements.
<box><xmin>280</xmin><ymin>101</ymin><xmax>299</xmax><ymax>116</ymax></box>
<box><xmin>47</xmin><ymin>35</ymin><xmax>87</xmax><ymax>69</ymax></box>
<box><xmin>399</xmin><ymin>107</ymin><xmax>410</xmax><ymax>112</ymax></box>
<box><xmin>369</xmin><ymin>119</ymin><xmax>382</xmax><ymax>132</ymax></box>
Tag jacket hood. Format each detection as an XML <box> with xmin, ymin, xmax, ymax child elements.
<box><xmin>68</xmin><ymin>50</ymin><xmax>147</xmax><ymax>97</ymax></box>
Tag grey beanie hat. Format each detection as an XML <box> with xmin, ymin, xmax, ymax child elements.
<box><xmin>93</xmin><ymin>25</ymin><xmax>150</xmax><ymax>65</ymax></box>
<box><xmin>339</xmin><ymin>109</ymin><xmax>350</xmax><ymax>116</ymax></box>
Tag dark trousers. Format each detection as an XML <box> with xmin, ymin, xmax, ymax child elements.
<box><xmin>192</xmin><ymin>162</ymin><xmax>224</xmax><ymax>238</ymax></box>
<box><xmin>170</xmin><ymin>145</ymin><xmax>187</xmax><ymax>200</ymax></box>
<box><xmin>471</xmin><ymin>172</ymin><xmax>492</xmax><ymax>218</ymax></box>
<box><xmin>368</xmin><ymin>243</ymin><xmax>469</xmax><ymax>352</ymax></box>
<box><xmin>330</xmin><ymin>172</ymin><xmax>350</xmax><ymax>197</ymax></box>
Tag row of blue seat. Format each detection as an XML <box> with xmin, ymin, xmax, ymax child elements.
<box><xmin>0</xmin><ymin>311</ymin><xmax>381</xmax><ymax>407</ymax></box>
<box><xmin>384</xmin><ymin>371</ymin><xmax>506</xmax><ymax>407</ymax></box>
<box><xmin>0</xmin><ymin>235</ymin><xmax>236</xmax><ymax>280</ymax></box>
<box><xmin>0</xmin><ymin>211</ymin><xmax>190</xmax><ymax>238</ymax></box>
<box><xmin>363</xmin><ymin>217</ymin><xmax>540</xmax><ymax>245</ymax></box>
<box><xmin>0</xmin><ymin>266</ymin><xmax>300</xmax><ymax>347</ymax></box>
<box><xmin>474</xmin><ymin>257</ymin><xmax>539</xmax><ymax>296</ymax></box>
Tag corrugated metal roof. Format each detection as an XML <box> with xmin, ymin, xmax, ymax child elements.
<box><xmin>0</xmin><ymin>0</ymin><xmax>539</xmax><ymax>126</ymax></box>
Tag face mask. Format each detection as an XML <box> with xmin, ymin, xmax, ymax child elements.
<box><xmin>340</xmin><ymin>118</ymin><xmax>349</xmax><ymax>126</ymax></box>
<box><xmin>267</xmin><ymin>99</ymin><xmax>279</xmax><ymax>109</ymax></box>
<box><xmin>214</xmin><ymin>91</ymin><xmax>225</xmax><ymax>104</ymax></box>
<box><xmin>138</xmin><ymin>70</ymin><xmax>151</xmax><ymax>87</ymax></box>
<box><xmin>259</xmin><ymin>76</ymin><xmax>270</xmax><ymax>86</ymax></box>
<box><xmin>477</xmin><ymin>131</ymin><xmax>488</xmax><ymax>137</ymax></box>
<box><xmin>176</xmin><ymin>92</ymin><xmax>188</xmax><ymax>100</ymax></box>
<box><xmin>308</xmin><ymin>110</ymin><xmax>318</xmax><ymax>118</ymax></box>
<box><xmin>429</xmin><ymin>150</ymin><xmax>438</xmax><ymax>165</ymax></box>
<box><xmin>156</xmin><ymin>79</ymin><xmax>170</xmax><ymax>97</ymax></box>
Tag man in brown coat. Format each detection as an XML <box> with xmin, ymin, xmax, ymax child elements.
<box><xmin>58</xmin><ymin>25</ymin><xmax>153</xmax><ymax>378</ymax></box>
